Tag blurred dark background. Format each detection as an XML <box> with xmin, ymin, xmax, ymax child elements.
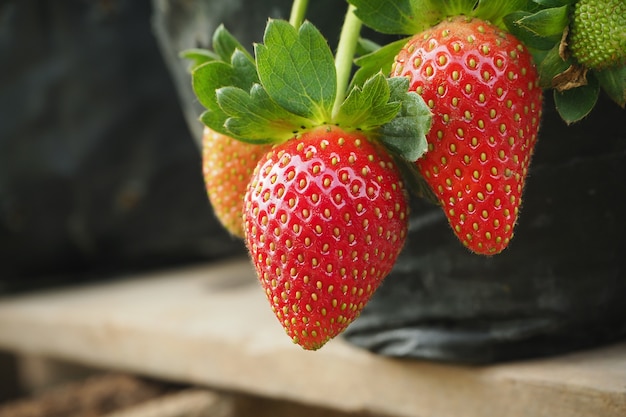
<box><xmin>0</xmin><ymin>0</ymin><xmax>250</xmax><ymax>290</ymax></box>
<box><xmin>0</xmin><ymin>0</ymin><xmax>386</xmax><ymax>291</ymax></box>
<box><xmin>2</xmin><ymin>0</ymin><xmax>625</xmax><ymax>365</ymax></box>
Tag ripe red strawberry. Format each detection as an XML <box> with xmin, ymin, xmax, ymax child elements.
<box><xmin>202</xmin><ymin>127</ymin><xmax>273</xmax><ymax>238</ymax></box>
<box><xmin>243</xmin><ymin>126</ymin><xmax>409</xmax><ymax>350</ymax></box>
<box><xmin>391</xmin><ymin>16</ymin><xmax>543</xmax><ymax>255</ymax></box>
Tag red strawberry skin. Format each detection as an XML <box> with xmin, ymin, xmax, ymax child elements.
<box><xmin>392</xmin><ymin>17</ymin><xmax>543</xmax><ymax>255</ymax></box>
<box><xmin>202</xmin><ymin>127</ymin><xmax>272</xmax><ymax>238</ymax></box>
<box><xmin>243</xmin><ymin>126</ymin><xmax>409</xmax><ymax>350</ymax></box>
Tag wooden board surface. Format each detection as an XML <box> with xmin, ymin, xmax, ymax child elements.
<box><xmin>1</xmin><ymin>258</ymin><xmax>625</xmax><ymax>417</ymax></box>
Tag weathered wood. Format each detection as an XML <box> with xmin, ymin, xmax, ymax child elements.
<box><xmin>0</xmin><ymin>259</ymin><xmax>624</xmax><ymax>417</ymax></box>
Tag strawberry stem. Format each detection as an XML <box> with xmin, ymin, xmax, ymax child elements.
<box><xmin>332</xmin><ymin>4</ymin><xmax>362</xmax><ymax>117</ymax></box>
<box><xmin>289</xmin><ymin>0</ymin><xmax>309</xmax><ymax>28</ymax></box>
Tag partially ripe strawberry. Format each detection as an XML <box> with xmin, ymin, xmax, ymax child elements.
<box><xmin>392</xmin><ymin>17</ymin><xmax>543</xmax><ymax>255</ymax></box>
<box><xmin>202</xmin><ymin>127</ymin><xmax>272</xmax><ymax>237</ymax></box>
<box><xmin>243</xmin><ymin>126</ymin><xmax>409</xmax><ymax>350</ymax></box>
<box><xmin>569</xmin><ymin>0</ymin><xmax>626</xmax><ymax>70</ymax></box>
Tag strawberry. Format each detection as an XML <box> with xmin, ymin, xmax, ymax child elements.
<box><xmin>243</xmin><ymin>126</ymin><xmax>409</xmax><ymax>350</ymax></box>
<box><xmin>190</xmin><ymin>19</ymin><xmax>430</xmax><ymax>350</ymax></box>
<box><xmin>568</xmin><ymin>0</ymin><xmax>626</xmax><ymax>70</ymax></box>
<box><xmin>391</xmin><ymin>16</ymin><xmax>543</xmax><ymax>255</ymax></box>
<box><xmin>202</xmin><ymin>127</ymin><xmax>273</xmax><ymax>238</ymax></box>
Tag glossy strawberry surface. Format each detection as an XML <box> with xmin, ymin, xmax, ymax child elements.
<box><xmin>202</xmin><ymin>127</ymin><xmax>272</xmax><ymax>238</ymax></box>
<box><xmin>243</xmin><ymin>126</ymin><xmax>409</xmax><ymax>349</ymax></box>
<box><xmin>392</xmin><ymin>17</ymin><xmax>543</xmax><ymax>255</ymax></box>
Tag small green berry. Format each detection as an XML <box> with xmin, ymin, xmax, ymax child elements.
<box><xmin>569</xmin><ymin>0</ymin><xmax>626</xmax><ymax>69</ymax></box>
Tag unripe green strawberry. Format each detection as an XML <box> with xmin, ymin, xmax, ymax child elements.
<box><xmin>202</xmin><ymin>127</ymin><xmax>272</xmax><ymax>237</ymax></box>
<box><xmin>243</xmin><ymin>126</ymin><xmax>409</xmax><ymax>350</ymax></box>
<box><xmin>392</xmin><ymin>17</ymin><xmax>543</xmax><ymax>255</ymax></box>
<box><xmin>569</xmin><ymin>0</ymin><xmax>626</xmax><ymax>69</ymax></box>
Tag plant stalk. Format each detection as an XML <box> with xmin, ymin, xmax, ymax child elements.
<box><xmin>333</xmin><ymin>4</ymin><xmax>362</xmax><ymax>117</ymax></box>
<box><xmin>289</xmin><ymin>0</ymin><xmax>309</xmax><ymax>28</ymax></box>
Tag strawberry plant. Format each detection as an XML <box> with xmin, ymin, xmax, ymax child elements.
<box><xmin>183</xmin><ymin>0</ymin><xmax>624</xmax><ymax>350</ymax></box>
<box><xmin>185</xmin><ymin>3</ymin><xmax>431</xmax><ymax>349</ymax></box>
<box><xmin>349</xmin><ymin>0</ymin><xmax>543</xmax><ymax>255</ymax></box>
<box><xmin>501</xmin><ymin>0</ymin><xmax>626</xmax><ymax>122</ymax></box>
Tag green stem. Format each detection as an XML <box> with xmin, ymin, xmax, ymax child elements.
<box><xmin>332</xmin><ymin>4</ymin><xmax>362</xmax><ymax>117</ymax></box>
<box><xmin>289</xmin><ymin>0</ymin><xmax>309</xmax><ymax>28</ymax></box>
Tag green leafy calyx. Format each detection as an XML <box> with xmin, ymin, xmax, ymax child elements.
<box><xmin>188</xmin><ymin>19</ymin><xmax>431</xmax><ymax>162</ymax></box>
<box><xmin>347</xmin><ymin>0</ymin><xmax>529</xmax><ymax>34</ymax></box>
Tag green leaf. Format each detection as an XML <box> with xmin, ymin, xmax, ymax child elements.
<box><xmin>191</xmin><ymin>50</ymin><xmax>259</xmax><ymax>135</ymax></box>
<box><xmin>179</xmin><ymin>48</ymin><xmax>219</xmax><ymax>71</ymax></box>
<box><xmin>537</xmin><ymin>43</ymin><xmax>570</xmax><ymax>88</ymax></box>
<box><xmin>181</xmin><ymin>25</ymin><xmax>254</xmax><ymax>74</ymax></box>
<box><xmin>554</xmin><ymin>76</ymin><xmax>600</xmax><ymax>124</ymax></box>
<box><xmin>199</xmin><ymin>110</ymin><xmax>228</xmax><ymax>135</ymax></box>
<box><xmin>474</xmin><ymin>0</ymin><xmax>529</xmax><ymax>28</ymax></box>
<box><xmin>335</xmin><ymin>73</ymin><xmax>401</xmax><ymax>130</ymax></box>
<box><xmin>378</xmin><ymin>77</ymin><xmax>431</xmax><ymax>162</ymax></box>
<box><xmin>503</xmin><ymin>11</ymin><xmax>560</xmax><ymax>50</ymax></box>
<box><xmin>217</xmin><ymin>85</ymin><xmax>314</xmax><ymax>143</ymax></box>
<box><xmin>349</xmin><ymin>0</ymin><xmax>535</xmax><ymax>35</ymax></box>
<box><xmin>255</xmin><ymin>20</ymin><xmax>336</xmax><ymax>123</ymax></box>
<box><xmin>356</xmin><ymin>38</ymin><xmax>382</xmax><ymax>57</ymax></box>
<box><xmin>230</xmin><ymin>49</ymin><xmax>259</xmax><ymax>89</ymax></box>
<box><xmin>348</xmin><ymin>0</ymin><xmax>436</xmax><ymax>35</ymax></box>
<box><xmin>596</xmin><ymin>66</ymin><xmax>626</xmax><ymax>108</ymax></box>
<box><xmin>514</xmin><ymin>6</ymin><xmax>569</xmax><ymax>38</ymax></box>
<box><xmin>532</xmin><ymin>0</ymin><xmax>576</xmax><ymax>7</ymax></box>
<box><xmin>192</xmin><ymin>61</ymin><xmax>236</xmax><ymax>114</ymax></box>
<box><xmin>212</xmin><ymin>24</ymin><xmax>253</xmax><ymax>62</ymax></box>
<box><xmin>352</xmin><ymin>38</ymin><xmax>409</xmax><ymax>89</ymax></box>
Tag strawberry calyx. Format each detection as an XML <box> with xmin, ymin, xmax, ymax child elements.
<box><xmin>347</xmin><ymin>0</ymin><xmax>529</xmax><ymax>35</ymax></box>
<box><xmin>349</xmin><ymin>0</ymin><xmax>625</xmax><ymax>124</ymax></box>
<box><xmin>187</xmin><ymin>17</ymin><xmax>432</xmax><ymax>165</ymax></box>
<box><xmin>181</xmin><ymin>25</ymin><xmax>265</xmax><ymax>142</ymax></box>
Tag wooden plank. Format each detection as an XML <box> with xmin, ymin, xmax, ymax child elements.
<box><xmin>0</xmin><ymin>258</ymin><xmax>624</xmax><ymax>417</ymax></box>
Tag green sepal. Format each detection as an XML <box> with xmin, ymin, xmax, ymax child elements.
<box><xmin>473</xmin><ymin>0</ymin><xmax>530</xmax><ymax>29</ymax></box>
<box><xmin>192</xmin><ymin>61</ymin><xmax>236</xmax><ymax>126</ymax></box>
<box><xmin>356</xmin><ymin>38</ymin><xmax>382</xmax><ymax>57</ymax></box>
<box><xmin>179</xmin><ymin>48</ymin><xmax>219</xmax><ymax>71</ymax></box>
<box><xmin>512</xmin><ymin>6</ymin><xmax>569</xmax><ymax>38</ymax></box>
<box><xmin>199</xmin><ymin>110</ymin><xmax>227</xmax><ymax>135</ymax></box>
<box><xmin>335</xmin><ymin>73</ymin><xmax>401</xmax><ymax>131</ymax></box>
<box><xmin>347</xmin><ymin>0</ymin><xmax>441</xmax><ymax>35</ymax></box>
<box><xmin>255</xmin><ymin>20</ymin><xmax>336</xmax><ymax>123</ymax></box>
<box><xmin>349</xmin><ymin>0</ymin><xmax>533</xmax><ymax>35</ymax></box>
<box><xmin>351</xmin><ymin>38</ymin><xmax>409</xmax><ymax>89</ymax></box>
<box><xmin>554</xmin><ymin>75</ymin><xmax>600</xmax><ymax>124</ymax></box>
<box><xmin>212</xmin><ymin>24</ymin><xmax>254</xmax><ymax>62</ymax></box>
<box><xmin>532</xmin><ymin>0</ymin><xmax>576</xmax><ymax>7</ymax></box>
<box><xmin>377</xmin><ymin>77</ymin><xmax>431</xmax><ymax>163</ymax></box>
<box><xmin>537</xmin><ymin>43</ymin><xmax>570</xmax><ymax>88</ymax></box>
<box><xmin>596</xmin><ymin>66</ymin><xmax>626</xmax><ymax>108</ymax></box>
<box><xmin>180</xmin><ymin>25</ymin><xmax>252</xmax><ymax>72</ymax></box>
<box><xmin>503</xmin><ymin>11</ymin><xmax>560</xmax><ymax>50</ymax></box>
<box><xmin>191</xmin><ymin>49</ymin><xmax>259</xmax><ymax>135</ymax></box>
<box><xmin>217</xmin><ymin>84</ymin><xmax>313</xmax><ymax>143</ymax></box>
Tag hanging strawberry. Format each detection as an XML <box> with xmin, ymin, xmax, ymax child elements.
<box><xmin>349</xmin><ymin>0</ymin><xmax>543</xmax><ymax>255</ymax></box>
<box><xmin>188</xmin><ymin>12</ymin><xmax>431</xmax><ymax>349</ymax></box>
<box><xmin>181</xmin><ymin>26</ymin><xmax>272</xmax><ymax>238</ymax></box>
